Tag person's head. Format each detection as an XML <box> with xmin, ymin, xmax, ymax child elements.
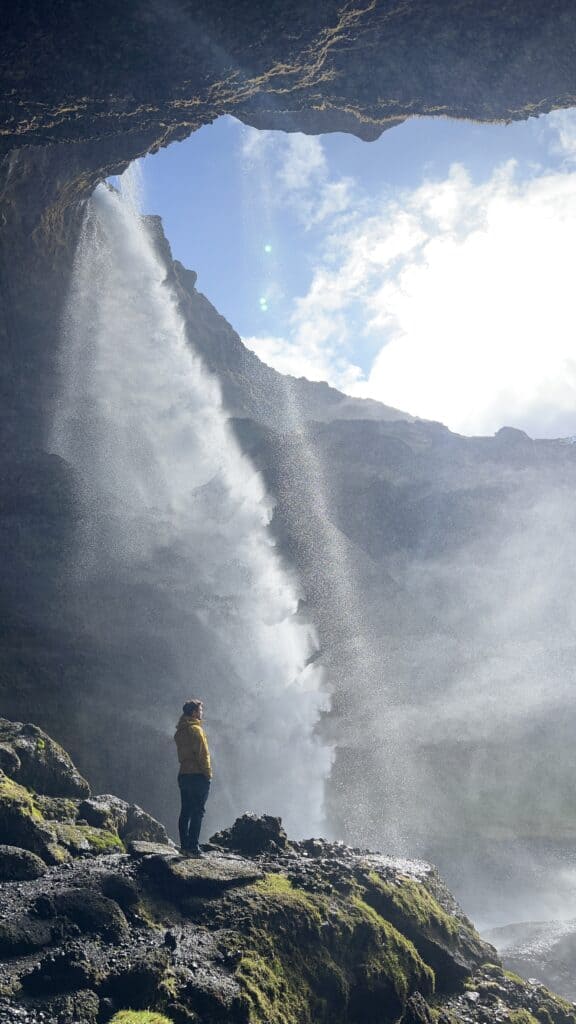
<box><xmin>183</xmin><ymin>699</ymin><xmax>203</xmax><ymax>720</ymax></box>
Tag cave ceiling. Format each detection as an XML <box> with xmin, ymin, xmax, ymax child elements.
<box><xmin>2</xmin><ymin>0</ymin><xmax>576</xmax><ymax>196</ymax></box>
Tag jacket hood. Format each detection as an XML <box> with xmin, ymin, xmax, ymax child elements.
<box><xmin>175</xmin><ymin>714</ymin><xmax>203</xmax><ymax>734</ymax></box>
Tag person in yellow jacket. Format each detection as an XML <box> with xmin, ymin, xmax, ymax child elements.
<box><xmin>174</xmin><ymin>699</ymin><xmax>212</xmax><ymax>855</ymax></box>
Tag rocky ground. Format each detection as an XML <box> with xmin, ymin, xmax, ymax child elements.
<box><xmin>1</xmin><ymin>717</ymin><xmax>576</xmax><ymax>1024</ymax></box>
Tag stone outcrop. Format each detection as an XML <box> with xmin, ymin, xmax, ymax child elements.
<box><xmin>0</xmin><ymin>717</ymin><xmax>172</xmax><ymax>867</ymax></box>
<box><xmin>1</xmin><ymin>720</ymin><xmax>575</xmax><ymax>1024</ymax></box>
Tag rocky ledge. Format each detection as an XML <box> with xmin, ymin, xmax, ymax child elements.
<box><xmin>0</xmin><ymin>720</ymin><xmax>575</xmax><ymax>1024</ymax></box>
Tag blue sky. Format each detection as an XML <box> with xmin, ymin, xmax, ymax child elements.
<box><xmin>136</xmin><ymin>110</ymin><xmax>576</xmax><ymax>438</ymax></box>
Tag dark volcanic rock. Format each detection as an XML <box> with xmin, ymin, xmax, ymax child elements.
<box><xmin>79</xmin><ymin>794</ymin><xmax>169</xmax><ymax>845</ymax></box>
<box><xmin>127</xmin><ymin>839</ymin><xmax>180</xmax><ymax>859</ymax></box>
<box><xmin>52</xmin><ymin>889</ymin><xmax>129</xmax><ymax>944</ymax></box>
<box><xmin>141</xmin><ymin>851</ymin><xmax>263</xmax><ymax>897</ymax></box>
<box><xmin>210</xmin><ymin>813</ymin><xmax>289</xmax><ymax>857</ymax></box>
<box><xmin>21</xmin><ymin>946</ymin><xmax>100</xmax><ymax>995</ymax></box>
<box><xmin>0</xmin><ymin>845</ymin><xmax>47</xmax><ymax>882</ymax></box>
<box><xmin>0</xmin><ymin>719</ymin><xmax>90</xmax><ymax>798</ymax></box>
<box><xmin>0</xmin><ymin>770</ymin><xmax>60</xmax><ymax>863</ymax></box>
<box><xmin>400</xmin><ymin>992</ymin><xmax>435</xmax><ymax>1024</ymax></box>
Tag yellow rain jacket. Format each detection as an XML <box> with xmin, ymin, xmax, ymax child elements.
<box><xmin>174</xmin><ymin>715</ymin><xmax>212</xmax><ymax>779</ymax></box>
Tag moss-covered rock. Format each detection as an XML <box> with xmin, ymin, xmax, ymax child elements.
<box><xmin>229</xmin><ymin>872</ymin><xmax>434</xmax><ymax>1024</ymax></box>
<box><xmin>0</xmin><ymin>719</ymin><xmax>90</xmax><ymax>798</ymax></box>
<box><xmin>79</xmin><ymin>794</ymin><xmax>169</xmax><ymax>845</ymax></box>
<box><xmin>50</xmin><ymin>821</ymin><xmax>124</xmax><ymax>856</ymax></box>
<box><xmin>361</xmin><ymin>869</ymin><xmax>489</xmax><ymax>990</ymax></box>
<box><xmin>35</xmin><ymin>794</ymin><xmax>80</xmax><ymax>823</ymax></box>
<box><xmin>0</xmin><ymin>769</ymin><xmax>61</xmax><ymax>863</ymax></box>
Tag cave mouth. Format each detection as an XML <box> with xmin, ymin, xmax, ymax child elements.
<box><xmin>117</xmin><ymin>108</ymin><xmax>576</xmax><ymax>442</ymax></box>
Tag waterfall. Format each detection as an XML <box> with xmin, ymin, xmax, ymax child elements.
<box><xmin>49</xmin><ymin>171</ymin><xmax>331</xmax><ymax>838</ymax></box>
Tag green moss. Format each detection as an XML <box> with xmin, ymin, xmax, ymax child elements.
<box><xmin>254</xmin><ymin>873</ymin><xmax>324</xmax><ymax>924</ymax></box>
<box><xmin>158</xmin><ymin>969</ymin><xmax>179</xmax><ymax>1000</ymax></box>
<box><xmin>367</xmin><ymin>871</ymin><xmax>459</xmax><ymax>941</ymax></box>
<box><xmin>52</xmin><ymin>821</ymin><xmax>124</xmax><ymax>855</ymax></box>
<box><xmin>504</xmin><ymin>970</ymin><xmax>527</xmax><ymax>986</ymax></box>
<box><xmin>0</xmin><ymin>773</ymin><xmax>44</xmax><ymax>821</ymax></box>
<box><xmin>508</xmin><ymin>1011</ymin><xmax>540</xmax><ymax>1024</ymax></box>
<box><xmin>537</xmin><ymin>992</ymin><xmax>576</xmax><ymax>1024</ymax></box>
<box><xmin>231</xmin><ymin>872</ymin><xmax>433</xmax><ymax>1024</ymax></box>
<box><xmin>34</xmin><ymin>795</ymin><xmax>78</xmax><ymax>822</ymax></box>
<box><xmin>483</xmin><ymin>963</ymin><xmax>504</xmax><ymax>977</ymax></box>
<box><xmin>351</xmin><ymin>896</ymin><xmax>435</xmax><ymax>1002</ymax></box>
<box><xmin>110</xmin><ymin>1013</ymin><xmax>174</xmax><ymax>1024</ymax></box>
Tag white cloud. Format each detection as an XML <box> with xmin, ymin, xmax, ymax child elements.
<box><xmin>277</xmin><ymin>134</ymin><xmax>327</xmax><ymax>191</ymax></box>
<box><xmin>243</xmin><ymin>113</ymin><xmax>576</xmax><ymax>438</ymax></box>
<box><xmin>245</xmin><ymin>333</ymin><xmax>363</xmax><ymax>390</ymax></box>
<box><xmin>239</xmin><ymin>125</ymin><xmax>354</xmax><ymax>228</ymax></box>
<box><xmin>546</xmin><ymin>108</ymin><xmax>576</xmax><ymax>164</ymax></box>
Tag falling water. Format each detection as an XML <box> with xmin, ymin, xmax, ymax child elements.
<box><xmin>49</xmin><ymin>169</ymin><xmax>332</xmax><ymax>837</ymax></box>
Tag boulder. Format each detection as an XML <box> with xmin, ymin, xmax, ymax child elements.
<box><xmin>0</xmin><ymin>743</ymin><xmax>21</xmax><ymax>775</ymax></box>
<box><xmin>0</xmin><ymin>916</ymin><xmax>54</xmax><ymax>957</ymax></box>
<box><xmin>53</xmin><ymin>889</ymin><xmax>129</xmax><ymax>944</ymax></box>
<box><xmin>124</xmin><ymin>802</ymin><xmax>170</xmax><ymax>845</ymax></box>
<box><xmin>50</xmin><ymin>821</ymin><xmax>124</xmax><ymax>857</ymax></box>
<box><xmin>100</xmin><ymin>872</ymin><xmax>140</xmax><ymax>911</ymax></box>
<box><xmin>401</xmin><ymin>993</ymin><xmax>435</xmax><ymax>1024</ymax></box>
<box><xmin>100</xmin><ymin>948</ymin><xmax>170</xmax><ymax>1008</ymax></box>
<box><xmin>141</xmin><ymin>852</ymin><xmax>263</xmax><ymax>897</ymax></box>
<box><xmin>210</xmin><ymin>814</ymin><xmax>289</xmax><ymax>857</ymax></box>
<box><xmin>0</xmin><ymin>844</ymin><xmax>47</xmax><ymax>881</ymax></box>
<box><xmin>128</xmin><ymin>840</ymin><xmax>180</xmax><ymax>859</ymax></box>
<box><xmin>21</xmin><ymin>947</ymin><xmax>100</xmax><ymax>994</ymax></box>
<box><xmin>0</xmin><ymin>719</ymin><xmax>90</xmax><ymax>798</ymax></box>
<box><xmin>34</xmin><ymin>990</ymin><xmax>100</xmax><ymax>1024</ymax></box>
<box><xmin>79</xmin><ymin>794</ymin><xmax>169</xmax><ymax>844</ymax></box>
<box><xmin>78</xmin><ymin>794</ymin><xmax>129</xmax><ymax>832</ymax></box>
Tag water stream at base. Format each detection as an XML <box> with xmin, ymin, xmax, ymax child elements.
<box><xmin>49</xmin><ymin>172</ymin><xmax>332</xmax><ymax>837</ymax></box>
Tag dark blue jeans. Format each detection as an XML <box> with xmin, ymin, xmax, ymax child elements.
<box><xmin>178</xmin><ymin>773</ymin><xmax>210</xmax><ymax>851</ymax></box>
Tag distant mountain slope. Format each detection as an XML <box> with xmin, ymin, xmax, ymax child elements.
<box><xmin>172</xmin><ymin>258</ymin><xmax>415</xmax><ymax>427</ymax></box>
